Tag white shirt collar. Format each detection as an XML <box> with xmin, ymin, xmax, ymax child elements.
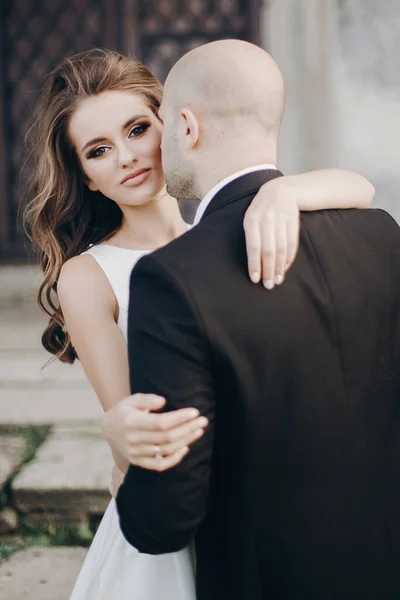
<box><xmin>193</xmin><ymin>164</ymin><xmax>277</xmax><ymax>226</ymax></box>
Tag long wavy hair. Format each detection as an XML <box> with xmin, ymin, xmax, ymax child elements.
<box><xmin>24</xmin><ymin>49</ymin><xmax>163</xmax><ymax>363</ymax></box>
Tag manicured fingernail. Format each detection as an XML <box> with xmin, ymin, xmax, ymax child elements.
<box><xmin>251</xmin><ymin>272</ymin><xmax>260</xmax><ymax>283</ymax></box>
<box><xmin>275</xmin><ymin>274</ymin><xmax>284</xmax><ymax>285</ymax></box>
<box><xmin>263</xmin><ymin>279</ymin><xmax>274</xmax><ymax>290</ymax></box>
<box><xmin>153</xmin><ymin>396</ymin><xmax>165</xmax><ymax>404</ymax></box>
<box><xmin>187</xmin><ymin>409</ymin><xmax>200</xmax><ymax>419</ymax></box>
<box><xmin>197</xmin><ymin>417</ymin><xmax>208</xmax><ymax>427</ymax></box>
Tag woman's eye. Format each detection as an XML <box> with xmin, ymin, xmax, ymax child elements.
<box><xmin>87</xmin><ymin>146</ymin><xmax>109</xmax><ymax>159</ymax></box>
<box><xmin>129</xmin><ymin>123</ymin><xmax>150</xmax><ymax>137</ymax></box>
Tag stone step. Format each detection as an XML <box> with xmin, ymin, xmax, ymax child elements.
<box><xmin>0</xmin><ymin>389</ymin><xmax>101</xmax><ymax>426</ymax></box>
<box><xmin>0</xmin><ymin>266</ymin><xmax>104</xmax><ymax>434</ymax></box>
<box><xmin>0</xmin><ymin>304</ymin><xmax>54</xmax><ymax>352</ymax></box>
<box><xmin>0</xmin><ymin>431</ymin><xmax>27</xmax><ymax>490</ymax></box>
<box><xmin>0</xmin><ymin>350</ymin><xmax>88</xmax><ymax>386</ymax></box>
<box><xmin>0</xmin><ymin>547</ymin><xmax>87</xmax><ymax>600</ymax></box>
<box><xmin>0</xmin><ymin>427</ymin><xmax>47</xmax><ymax>535</ymax></box>
<box><xmin>0</xmin><ymin>265</ymin><xmax>41</xmax><ymax>311</ymax></box>
<box><xmin>13</xmin><ymin>422</ymin><xmax>114</xmax><ymax>517</ymax></box>
<box><xmin>0</xmin><ymin>265</ymin><xmax>45</xmax><ymax>354</ymax></box>
<box><xmin>0</xmin><ymin>312</ymin><xmax>45</xmax><ymax>353</ymax></box>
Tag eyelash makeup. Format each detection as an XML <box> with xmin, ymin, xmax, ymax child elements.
<box><xmin>86</xmin><ymin>122</ymin><xmax>151</xmax><ymax>159</ymax></box>
<box><xmin>129</xmin><ymin>123</ymin><xmax>150</xmax><ymax>138</ymax></box>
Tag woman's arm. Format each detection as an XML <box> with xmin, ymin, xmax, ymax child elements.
<box><xmin>270</xmin><ymin>169</ymin><xmax>374</xmax><ymax>211</ymax></box>
<box><xmin>58</xmin><ymin>256</ymin><xmax>131</xmax><ymax>412</ymax></box>
<box><xmin>244</xmin><ymin>168</ymin><xmax>375</xmax><ymax>288</ymax></box>
<box><xmin>58</xmin><ymin>256</ymin><xmax>206</xmax><ymax>475</ymax></box>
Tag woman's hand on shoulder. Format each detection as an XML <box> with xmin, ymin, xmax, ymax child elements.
<box><xmin>243</xmin><ymin>178</ymin><xmax>300</xmax><ymax>290</ymax></box>
<box><xmin>243</xmin><ymin>169</ymin><xmax>374</xmax><ymax>289</ymax></box>
<box><xmin>102</xmin><ymin>394</ymin><xmax>208</xmax><ymax>472</ymax></box>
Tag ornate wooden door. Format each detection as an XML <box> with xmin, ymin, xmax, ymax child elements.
<box><xmin>0</xmin><ymin>0</ymin><xmax>261</xmax><ymax>259</ymax></box>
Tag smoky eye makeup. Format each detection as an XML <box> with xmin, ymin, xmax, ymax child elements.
<box><xmin>86</xmin><ymin>146</ymin><xmax>108</xmax><ymax>159</ymax></box>
<box><xmin>85</xmin><ymin>121</ymin><xmax>152</xmax><ymax>159</ymax></box>
<box><xmin>128</xmin><ymin>122</ymin><xmax>151</xmax><ymax>137</ymax></box>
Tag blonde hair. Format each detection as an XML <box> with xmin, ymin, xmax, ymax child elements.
<box><xmin>24</xmin><ymin>49</ymin><xmax>163</xmax><ymax>363</ymax></box>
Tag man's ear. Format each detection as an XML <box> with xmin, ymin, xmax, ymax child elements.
<box><xmin>181</xmin><ymin>108</ymin><xmax>200</xmax><ymax>148</ymax></box>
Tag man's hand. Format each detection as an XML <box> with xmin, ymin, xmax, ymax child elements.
<box><xmin>102</xmin><ymin>393</ymin><xmax>208</xmax><ymax>472</ymax></box>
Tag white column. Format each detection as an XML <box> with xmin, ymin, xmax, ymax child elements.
<box><xmin>259</xmin><ymin>0</ymin><xmax>337</xmax><ymax>174</ymax></box>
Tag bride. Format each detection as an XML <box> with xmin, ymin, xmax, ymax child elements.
<box><xmin>24</xmin><ymin>49</ymin><xmax>373</xmax><ymax>599</ymax></box>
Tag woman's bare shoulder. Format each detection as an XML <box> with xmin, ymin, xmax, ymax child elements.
<box><xmin>58</xmin><ymin>254</ymin><xmax>114</xmax><ymax>310</ymax></box>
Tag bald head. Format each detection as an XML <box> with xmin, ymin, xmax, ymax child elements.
<box><xmin>163</xmin><ymin>39</ymin><xmax>285</xmax><ymax>134</ymax></box>
<box><xmin>160</xmin><ymin>40</ymin><xmax>285</xmax><ymax>200</ymax></box>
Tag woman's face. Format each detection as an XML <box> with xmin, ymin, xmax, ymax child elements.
<box><xmin>68</xmin><ymin>90</ymin><xmax>165</xmax><ymax>208</ymax></box>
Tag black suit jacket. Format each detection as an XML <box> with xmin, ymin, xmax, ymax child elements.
<box><xmin>117</xmin><ymin>170</ymin><xmax>400</xmax><ymax>599</ymax></box>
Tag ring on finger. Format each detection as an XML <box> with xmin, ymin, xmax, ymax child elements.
<box><xmin>153</xmin><ymin>445</ymin><xmax>163</xmax><ymax>461</ymax></box>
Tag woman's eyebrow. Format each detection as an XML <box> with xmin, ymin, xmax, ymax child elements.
<box><xmin>81</xmin><ymin>114</ymin><xmax>149</xmax><ymax>152</ymax></box>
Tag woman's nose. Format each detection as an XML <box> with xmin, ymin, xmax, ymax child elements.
<box><xmin>118</xmin><ymin>141</ymin><xmax>137</xmax><ymax>168</ymax></box>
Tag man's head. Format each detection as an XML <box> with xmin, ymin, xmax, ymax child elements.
<box><xmin>158</xmin><ymin>40</ymin><xmax>285</xmax><ymax>200</ymax></box>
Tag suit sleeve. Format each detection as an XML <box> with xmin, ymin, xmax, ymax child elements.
<box><xmin>116</xmin><ymin>252</ymin><xmax>217</xmax><ymax>554</ymax></box>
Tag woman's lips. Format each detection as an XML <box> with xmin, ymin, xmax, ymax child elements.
<box><xmin>121</xmin><ymin>168</ymin><xmax>151</xmax><ymax>186</ymax></box>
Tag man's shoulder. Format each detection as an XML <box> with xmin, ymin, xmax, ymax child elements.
<box><xmin>303</xmin><ymin>207</ymin><xmax>398</xmax><ymax>225</ymax></box>
<box><xmin>300</xmin><ymin>207</ymin><xmax>400</xmax><ymax>267</ymax></box>
<box><xmin>151</xmin><ymin>219</ymin><xmax>220</xmax><ymax>266</ymax></box>
<box><xmin>132</xmin><ymin>221</ymin><xmax>213</xmax><ymax>284</ymax></box>
<box><xmin>302</xmin><ymin>207</ymin><xmax>400</xmax><ymax>237</ymax></box>
<box><xmin>362</xmin><ymin>207</ymin><xmax>400</xmax><ymax>231</ymax></box>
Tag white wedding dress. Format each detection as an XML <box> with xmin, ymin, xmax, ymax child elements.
<box><xmin>69</xmin><ymin>243</ymin><xmax>196</xmax><ymax>600</ymax></box>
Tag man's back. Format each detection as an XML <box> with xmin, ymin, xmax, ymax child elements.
<box><xmin>119</xmin><ymin>171</ymin><xmax>400</xmax><ymax>599</ymax></box>
<box><xmin>158</xmin><ymin>174</ymin><xmax>400</xmax><ymax>598</ymax></box>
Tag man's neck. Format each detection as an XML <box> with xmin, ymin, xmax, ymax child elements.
<box><xmin>195</xmin><ymin>138</ymin><xmax>278</xmax><ymax>199</ymax></box>
<box><xmin>193</xmin><ymin>163</ymin><xmax>277</xmax><ymax>225</ymax></box>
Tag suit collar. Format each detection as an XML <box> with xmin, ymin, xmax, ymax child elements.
<box><xmin>194</xmin><ymin>164</ymin><xmax>277</xmax><ymax>225</ymax></box>
<box><xmin>195</xmin><ymin>168</ymin><xmax>283</xmax><ymax>223</ymax></box>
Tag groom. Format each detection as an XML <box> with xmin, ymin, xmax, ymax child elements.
<box><xmin>116</xmin><ymin>41</ymin><xmax>400</xmax><ymax>599</ymax></box>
